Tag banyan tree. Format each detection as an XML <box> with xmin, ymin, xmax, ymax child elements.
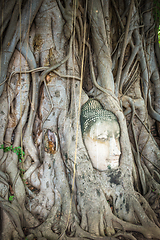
<box><xmin>1</xmin><ymin>0</ymin><xmax>160</xmax><ymax>239</ymax></box>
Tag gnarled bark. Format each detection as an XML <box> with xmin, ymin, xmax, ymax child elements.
<box><xmin>1</xmin><ymin>0</ymin><xmax>160</xmax><ymax>239</ymax></box>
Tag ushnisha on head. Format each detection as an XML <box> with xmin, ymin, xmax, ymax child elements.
<box><xmin>81</xmin><ymin>99</ymin><xmax>118</xmax><ymax>137</ymax></box>
<box><xmin>80</xmin><ymin>99</ymin><xmax>121</xmax><ymax>171</ymax></box>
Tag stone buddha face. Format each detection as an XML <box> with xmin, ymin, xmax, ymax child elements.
<box><xmin>81</xmin><ymin>99</ymin><xmax>121</xmax><ymax>171</ymax></box>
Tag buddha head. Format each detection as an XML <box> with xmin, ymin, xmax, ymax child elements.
<box><xmin>80</xmin><ymin>99</ymin><xmax>121</xmax><ymax>171</ymax></box>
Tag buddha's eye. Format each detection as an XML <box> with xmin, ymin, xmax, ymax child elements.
<box><xmin>96</xmin><ymin>136</ymin><xmax>109</xmax><ymax>142</ymax></box>
<box><xmin>98</xmin><ymin>137</ymin><xmax>106</xmax><ymax>141</ymax></box>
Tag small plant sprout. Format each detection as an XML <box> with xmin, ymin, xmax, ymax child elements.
<box><xmin>9</xmin><ymin>196</ymin><xmax>14</xmax><ymax>202</ymax></box>
<box><xmin>0</xmin><ymin>144</ymin><xmax>25</xmax><ymax>162</ymax></box>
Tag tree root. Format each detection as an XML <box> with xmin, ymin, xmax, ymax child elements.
<box><xmin>0</xmin><ymin>0</ymin><xmax>43</xmax><ymax>96</ymax></box>
<box><xmin>113</xmin><ymin>232</ymin><xmax>137</xmax><ymax>240</ymax></box>
<box><xmin>115</xmin><ymin>0</ymin><xmax>134</xmax><ymax>95</ymax></box>
<box><xmin>135</xmin><ymin>191</ymin><xmax>160</xmax><ymax>226</ymax></box>
<box><xmin>85</xmin><ymin>41</ymin><xmax>119</xmax><ymax>104</ymax></box>
<box><xmin>40</xmin><ymin>32</ymin><xmax>74</xmax><ymax>85</ymax></box>
<box><xmin>16</xmin><ymin>40</ymin><xmax>40</xmax><ymax>180</ymax></box>
<box><xmin>74</xmin><ymin>222</ymin><xmax>117</xmax><ymax>240</ymax></box>
<box><xmin>28</xmin><ymin>189</ymin><xmax>61</xmax><ymax>239</ymax></box>
<box><xmin>65</xmin><ymin>236</ymin><xmax>118</xmax><ymax>240</ymax></box>
<box><xmin>27</xmin><ymin>152</ymin><xmax>55</xmax><ymax>220</ymax></box>
<box><xmin>0</xmin><ymin>197</ymin><xmax>25</xmax><ymax>238</ymax></box>
<box><xmin>112</xmin><ymin>212</ymin><xmax>160</xmax><ymax>239</ymax></box>
<box><xmin>148</xmin><ymin>90</ymin><xmax>160</xmax><ymax>122</ymax></box>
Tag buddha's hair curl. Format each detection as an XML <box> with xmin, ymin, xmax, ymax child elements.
<box><xmin>80</xmin><ymin>99</ymin><xmax>118</xmax><ymax>137</ymax></box>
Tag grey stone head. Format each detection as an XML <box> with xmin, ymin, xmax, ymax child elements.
<box><xmin>80</xmin><ymin>99</ymin><xmax>121</xmax><ymax>171</ymax></box>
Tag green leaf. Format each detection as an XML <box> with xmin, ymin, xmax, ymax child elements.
<box><xmin>9</xmin><ymin>196</ymin><xmax>14</xmax><ymax>201</ymax></box>
<box><xmin>4</xmin><ymin>148</ymin><xmax>9</xmax><ymax>152</ymax></box>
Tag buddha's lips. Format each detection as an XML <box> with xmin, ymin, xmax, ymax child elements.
<box><xmin>106</xmin><ymin>156</ymin><xmax>120</xmax><ymax>161</ymax></box>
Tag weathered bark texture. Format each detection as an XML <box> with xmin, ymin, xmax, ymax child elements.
<box><xmin>1</xmin><ymin>0</ymin><xmax>160</xmax><ymax>239</ymax></box>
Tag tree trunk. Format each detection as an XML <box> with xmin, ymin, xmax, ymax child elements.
<box><xmin>1</xmin><ymin>0</ymin><xmax>160</xmax><ymax>239</ymax></box>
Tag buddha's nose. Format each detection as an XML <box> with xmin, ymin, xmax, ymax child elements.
<box><xmin>109</xmin><ymin>137</ymin><xmax>121</xmax><ymax>156</ymax></box>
